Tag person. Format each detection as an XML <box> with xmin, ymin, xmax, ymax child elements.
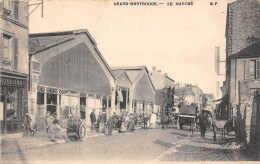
<box><xmin>23</xmin><ymin>112</ymin><xmax>32</xmax><ymax>136</ymax></box>
<box><xmin>44</xmin><ymin>112</ymin><xmax>51</xmax><ymax>133</ymax></box>
<box><xmin>117</xmin><ymin>114</ymin><xmax>123</xmax><ymax>132</ymax></box>
<box><xmin>161</xmin><ymin>113</ymin><xmax>168</xmax><ymax>130</ymax></box>
<box><xmin>51</xmin><ymin>118</ymin><xmax>69</xmax><ymax>142</ymax></box>
<box><xmin>97</xmin><ymin>111</ymin><xmax>106</xmax><ymax>133</ymax></box>
<box><xmin>143</xmin><ymin>114</ymin><xmax>149</xmax><ymax>130</ymax></box>
<box><xmin>120</xmin><ymin>114</ymin><xmax>127</xmax><ymax>133</ymax></box>
<box><xmin>199</xmin><ymin>112</ymin><xmax>208</xmax><ymax>138</ymax></box>
<box><xmin>112</xmin><ymin>112</ymin><xmax>118</xmax><ymax>130</ymax></box>
<box><xmin>150</xmin><ymin>112</ymin><xmax>157</xmax><ymax>129</ymax></box>
<box><xmin>128</xmin><ymin>114</ymin><xmax>135</xmax><ymax>132</ymax></box>
<box><xmin>90</xmin><ymin>109</ymin><xmax>96</xmax><ymax>132</ymax></box>
<box><xmin>107</xmin><ymin>116</ymin><xmax>113</xmax><ymax>136</ymax></box>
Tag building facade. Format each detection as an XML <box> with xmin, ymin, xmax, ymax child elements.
<box><xmin>224</xmin><ymin>0</ymin><xmax>260</xmax><ymax>115</ymax></box>
<box><xmin>0</xmin><ymin>0</ymin><xmax>29</xmax><ymax>134</ymax></box>
<box><xmin>111</xmin><ymin>70</ymin><xmax>132</xmax><ymax>115</ymax></box>
<box><xmin>112</xmin><ymin>66</ymin><xmax>155</xmax><ymax>116</ymax></box>
<box><xmin>149</xmin><ymin>67</ymin><xmax>175</xmax><ymax>115</ymax></box>
<box><xmin>227</xmin><ymin>41</ymin><xmax>260</xmax><ymax>143</ymax></box>
<box><xmin>29</xmin><ymin>29</ymin><xmax>116</xmax><ymax>130</ymax></box>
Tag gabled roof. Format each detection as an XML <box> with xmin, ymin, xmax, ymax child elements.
<box><xmin>228</xmin><ymin>41</ymin><xmax>260</xmax><ymax>59</ymax></box>
<box><xmin>112</xmin><ymin>70</ymin><xmax>132</xmax><ymax>85</ymax></box>
<box><xmin>29</xmin><ymin>29</ymin><xmax>96</xmax><ymax>55</ymax></box>
<box><xmin>29</xmin><ymin>29</ymin><xmax>115</xmax><ymax>80</ymax></box>
<box><xmin>111</xmin><ymin>66</ymin><xmax>155</xmax><ymax>91</ymax></box>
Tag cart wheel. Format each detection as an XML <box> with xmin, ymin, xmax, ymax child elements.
<box><xmin>79</xmin><ymin>123</ymin><xmax>87</xmax><ymax>141</ymax></box>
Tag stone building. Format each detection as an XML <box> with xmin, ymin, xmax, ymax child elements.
<box><xmin>111</xmin><ymin>66</ymin><xmax>155</xmax><ymax>115</ymax></box>
<box><xmin>224</xmin><ymin>0</ymin><xmax>260</xmax><ymax>114</ymax></box>
<box><xmin>0</xmin><ymin>0</ymin><xmax>29</xmax><ymax>134</ymax></box>
<box><xmin>28</xmin><ymin>29</ymin><xmax>116</xmax><ymax>131</ymax></box>
<box><xmin>149</xmin><ymin>67</ymin><xmax>175</xmax><ymax>115</ymax></box>
<box><xmin>221</xmin><ymin>0</ymin><xmax>260</xmax><ymax>142</ymax></box>
<box><xmin>227</xmin><ymin>41</ymin><xmax>260</xmax><ymax>144</ymax></box>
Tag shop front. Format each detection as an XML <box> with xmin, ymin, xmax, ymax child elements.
<box><xmin>1</xmin><ymin>75</ymin><xmax>27</xmax><ymax>134</ymax></box>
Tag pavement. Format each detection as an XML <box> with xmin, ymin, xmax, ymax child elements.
<box><xmin>1</xmin><ymin>125</ymin><xmax>143</xmax><ymax>156</ymax></box>
<box><xmin>1</xmin><ymin>124</ymin><xmax>257</xmax><ymax>162</ymax></box>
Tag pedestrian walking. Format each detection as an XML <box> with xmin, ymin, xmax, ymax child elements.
<box><xmin>22</xmin><ymin>112</ymin><xmax>32</xmax><ymax>136</ymax></box>
<box><xmin>150</xmin><ymin>112</ymin><xmax>157</xmax><ymax>129</ymax></box>
<box><xmin>107</xmin><ymin>116</ymin><xmax>113</xmax><ymax>136</ymax></box>
<box><xmin>199</xmin><ymin>112</ymin><xmax>208</xmax><ymax>138</ymax></box>
<box><xmin>161</xmin><ymin>113</ymin><xmax>168</xmax><ymax>130</ymax></box>
<box><xmin>90</xmin><ymin>109</ymin><xmax>96</xmax><ymax>132</ymax></box>
<box><xmin>97</xmin><ymin>112</ymin><xmax>106</xmax><ymax>133</ymax></box>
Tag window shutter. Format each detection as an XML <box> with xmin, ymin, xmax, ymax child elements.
<box><xmin>245</xmin><ymin>60</ymin><xmax>250</xmax><ymax>79</ymax></box>
<box><xmin>13</xmin><ymin>38</ymin><xmax>18</xmax><ymax>70</ymax></box>
<box><xmin>14</xmin><ymin>1</ymin><xmax>19</xmax><ymax>20</ymax></box>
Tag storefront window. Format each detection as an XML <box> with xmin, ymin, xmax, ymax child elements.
<box><xmin>47</xmin><ymin>93</ymin><xmax>57</xmax><ymax>115</ymax></box>
<box><xmin>37</xmin><ymin>92</ymin><xmax>44</xmax><ymax>104</ymax></box>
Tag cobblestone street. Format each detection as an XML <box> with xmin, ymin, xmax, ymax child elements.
<box><xmin>1</xmin><ymin>125</ymin><xmax>254</xmax><ymax>162</ymax></box>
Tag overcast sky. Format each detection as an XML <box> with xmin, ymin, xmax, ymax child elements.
<box><xmin>29</xmin><ymin>0</ymin><xmax>230</xmax><ymax>98</ymax></box>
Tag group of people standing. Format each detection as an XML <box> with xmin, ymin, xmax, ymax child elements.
<box><xmin>89</xmin><ymin>109</ymin><xmax>162</xmax><ymax>135</ymax></box>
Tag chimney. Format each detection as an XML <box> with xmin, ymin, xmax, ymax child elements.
<box><xmin>152</xmin><ymin>66</ymin><xmax>156</xmax><ymax>72</ymax></box>
<box><xmin>157</xmin><ymin>70</ymin><xmax>161</xmax><ymax>73</ymax></box>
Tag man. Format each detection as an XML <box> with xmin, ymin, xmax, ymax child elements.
<box><xmin>23</xmin><ymin>112</ymin><xmax>32</xmax><ymax>136</ymax></box>
<box><xmin>150</xmin><ymin>112</ymin><xmax>157</xmax><ymax>129</ymax></box>
<box><xmin>97</xmin><ymin>112</ymin><xmax>106</xmax><ymax>133</ymax></box>
<box><xmin>199</xmin><ymin>112</ymin><xmax>208</xmax><ymax>138</ymax></box>
<box><xmin>161</xmin><ymin>113</ymin><xmax>168</xmax><ymax>130</ymax></box>
<box><xmin>90</xmin><ymin>109</ymin><xmax>96</xmax><ymax>132</ymax></box>
<box><xmin>107</xmin><ymin>116</ymin><xmax>114</xmax><ymax>136</ymax></box>
<box><xmin>112</xmin><ymin>112</ymin><xmax>118</xmax><ymax>130</ymax></box>
<box><xmin>143</xmin><ymin>114</ymin><xmax>149</xmax><ymax>130</ymax></box>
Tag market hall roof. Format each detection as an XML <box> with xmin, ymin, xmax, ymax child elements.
<box><xmin>111</xmin><ymin>66</ymin><xmax>155</xmax><ymax>103</ymax></box>
<box><xmin>29</xmin><ymin>29</ymin><xmax>115</xmax><ymax>81</ymax></box>
<box><xmin>111</xmin><ymin>66</ymin><xmax>155</xmax><ymax>91</ymax></box>
<box><xmin>29</xmin><ymin>29</ymin><xmax>116</xmax><ymax>97</ymax></box>
<box><xmin>228</xmin><ymin>41</ymin><xmax>260</xmax><ymax>59</ymax></box>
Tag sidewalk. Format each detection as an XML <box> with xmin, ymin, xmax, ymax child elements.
<box><xmin>1</xmin><ymin>125</ymin><xmax>144</xmax><ymax>156</ymax></box>
<box><xmin>1</xmin><ymin>130</ymin><xmax>114</xmax><ymax>155</ymax></box>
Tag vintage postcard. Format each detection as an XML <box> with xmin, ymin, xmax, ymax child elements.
<box><xmin>0</xmin><ymin>0</ymin><xmax>259</xmax><ymax>163</ymax></box>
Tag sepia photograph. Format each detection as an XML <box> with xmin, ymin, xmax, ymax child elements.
<box><xmin>0</xmin><ymin>0</ymin><xmax>260</xmax><ymax>163</ymax></box>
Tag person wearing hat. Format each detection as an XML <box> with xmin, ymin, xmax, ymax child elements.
<box><xmin>23</xmin><ymin>112</ymin><xmax>32</xmax><ymax>136</ymax></box>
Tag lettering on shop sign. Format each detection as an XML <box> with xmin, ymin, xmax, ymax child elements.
<box><xmin>1</xmin><ymin>77</ymin><xmax>24</xmax><ymax>86</ymax></box>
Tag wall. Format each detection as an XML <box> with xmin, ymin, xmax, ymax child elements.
<box><xmin>226</xmin><ymin>0</ymin><xmax>260</xmax><ymax>57</ymax></box>
<box><xmin>0</xmin><ymin>1</ymin><xmax>29</xmax><ymax>74</ymax></box>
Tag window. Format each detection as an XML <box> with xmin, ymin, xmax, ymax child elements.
<box><xmin>13</xmin><ymin>1</ymin><xmax>19</xmax><ymax>20</ymax></box>
<box><xmin>256</xmin><ymin>60</ymin><xmax>260</xmax><ymax>79</ymax></box>
<box><xmin>249</xmin><ymin>60</ymin><xmax>260</xmax><ymax>79</ymax></box>
<box><xmin>37</xmin><ymin>92</ymin><xmax>44</xmax><ymax>105</ymax></box>
<box><xmin>250</xmin><ymin>60</ymin><xmax>256</xmax><ymax>79</ymax></box>
<box><xmin>3</xmin><ymin>34</ymin><xmax>12</xmax><ymax>60</ymax></box>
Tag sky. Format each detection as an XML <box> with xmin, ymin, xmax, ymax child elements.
<box><xmin>29</xmin><ymin>0</ymin><xmax>231</xmax><ymax>98</ymax></box>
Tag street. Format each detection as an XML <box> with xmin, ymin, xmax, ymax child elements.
<box><xmin>1</xmin><ymin>125</ymin><xmax>252</xmax><ymax>162</ymax></box>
